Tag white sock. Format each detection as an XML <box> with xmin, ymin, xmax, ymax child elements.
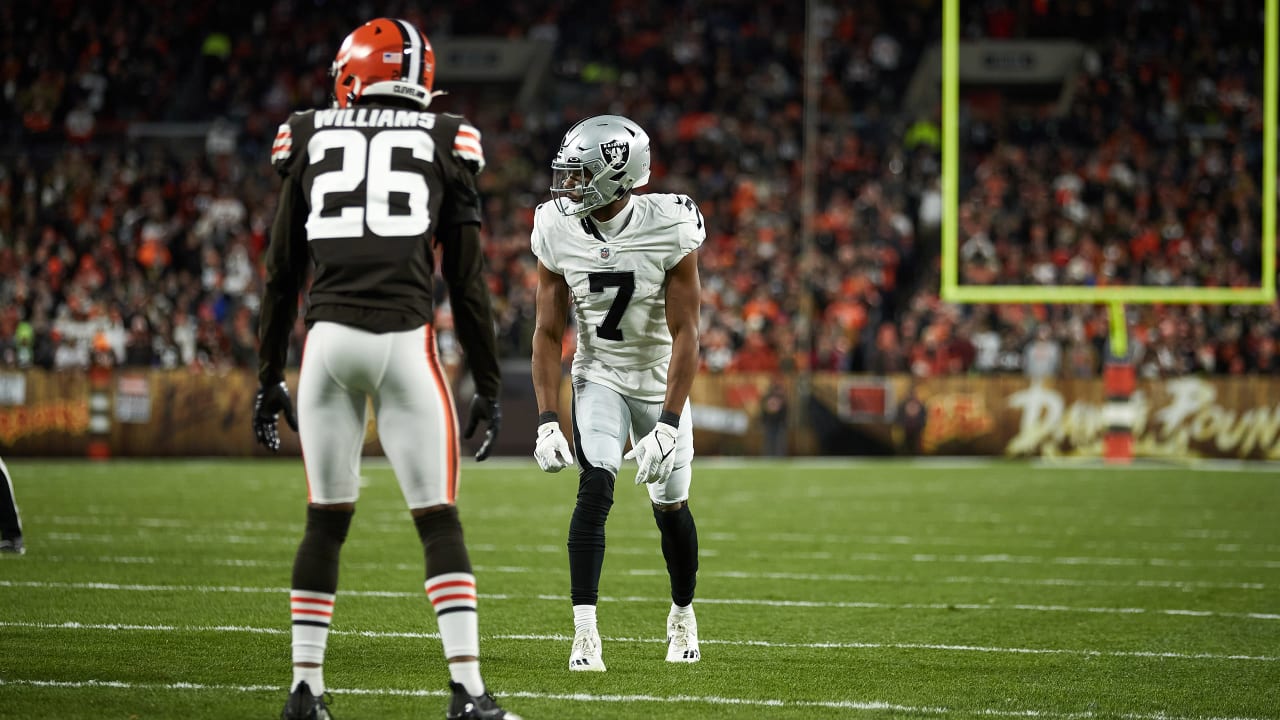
<box><xmin>290</xmin><ymin>590</ymin><xmax>334</xmax><ymax>693</ymax></box>
<box><xmin>426</xmin><ymin>573</ymin><xmax>480</xmax><ymax>659</ymax></box>
<box><xmin>670</xmin><ymin>601</ymin><xmax>692</xmax><ymax>616</ymax></box>
<box><xmin>573</xmin><ymin>604</ymin><xmax>598</xmax><ymax>633</ymax></box>
<box><xmin>292</xmin><ymin>666</ymin><xmax>324</xmax><ymax>694</ymax></box>
<box><xmin>449</xmin><ymin>660</ymin><xmax>485</xmax><ymax>697</ymax></box>
<box><xmin>291</xmin><ymin>590</ymin><xmax>335</xmax><ymax>663</ymax></box>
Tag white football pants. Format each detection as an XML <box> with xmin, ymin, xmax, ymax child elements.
<box><xmin>297</xmin><ymin>321</ymin><xmax>459</xmax><ymax>508</ymax></box>
<box><xmin>572</xmin><ymin>379</ymin><xmax>695</xmax><ymax>505</ymax></box>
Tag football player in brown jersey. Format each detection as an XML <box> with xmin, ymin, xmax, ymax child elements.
<box><xmin>254</xmin><ymin>17</ymin><xmax>518</xmax><ymax>720</ymax></box>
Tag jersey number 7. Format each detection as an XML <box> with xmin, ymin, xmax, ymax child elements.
<box><xmin>588</xmin><ymin>271</ymin><xmax>634</xmax><ymax>341</ymax></box>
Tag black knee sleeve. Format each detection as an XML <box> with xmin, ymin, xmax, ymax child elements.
<box><xmin>653</xmin><ymin>502</ymin><xmax>699</xmax><ymax>607</ymax></box>
<box><xmin>414</xmin><ymin>505</ymin><xmax>472</xmax><ymax>577</ymax></box>
<box><xmin>567</xmin><ymin>467</ymin><xmax>615</xmax><ymax>605</ymax></box>
<box><xmin>291</xmin><ymin>506</ymin><xmax>354</xmax><ymax>594</ymax></box>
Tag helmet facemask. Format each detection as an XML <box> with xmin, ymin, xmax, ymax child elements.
<box><xmin>551</xmin><ymin>160</ymin><xmax>608</xmax><ymax>218</ymax></box>
<box><xmin>549</xmin><ymin>115</ymin><xmax>651</xmax><ymax>218</ymax></box>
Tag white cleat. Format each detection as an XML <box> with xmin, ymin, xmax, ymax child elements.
<box><xmin>569</xmin><ymin>626</ymin><xmax>607</xmax><ymax>672</ymax></box>
<box><xmin>666</xmin><ymin>607</ymin><xmax>700</xmax><ymax>663</ymax></box>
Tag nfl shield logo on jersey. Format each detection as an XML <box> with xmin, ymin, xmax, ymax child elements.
<box><xmin>600</xmin><ymin>140</ymin><xmax>629</xmax><ymax>169</ymax></box>
<box><xmin>599</xmin><ymin>246</ymin><xmax>613</xmax><ymax>262</ymax></box>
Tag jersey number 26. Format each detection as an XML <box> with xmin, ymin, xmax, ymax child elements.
<box><xmin>306</xmin><ymin>129</ymin><xmax>433</xmax><ymax>240</ymax></box>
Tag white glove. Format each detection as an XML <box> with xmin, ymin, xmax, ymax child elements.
<box><xmin>625</xmin><ymin>422</ymin><xmax>679</xmax><ymax>485</ymax></box>
<box><xmin>534</xmin><ymin>421</ymin><xmax>573</xmax><ymax>472</ymax></box>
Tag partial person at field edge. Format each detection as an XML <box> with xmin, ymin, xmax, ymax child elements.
<box><xmin>0</xmin><ymin>456</ymin><xmax>24</xmax><ymax>555</ymax></box>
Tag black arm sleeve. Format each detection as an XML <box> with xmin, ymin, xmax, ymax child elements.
<box><xmin>438</xmin><ymin>222</ymin><xmax>501</xmax><ymax>399</ymax></box>
<box><xmin>257</xmin><ymin>175</ymin><xmax>310</xmax><ymax>386</ymax></box>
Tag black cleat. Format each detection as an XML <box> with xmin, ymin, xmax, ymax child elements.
<box><xmin>281</xmin><ymin>681</ymin><xmax>332</xmax><ymax>720</ymax></box>
<box><xmin>0</xmin><ymin>536</ymin><xmax>24</xmax><ymax>555</ymax></box>
<box><xmin>446</xmin><ymin>681</ymin><xmax>521</xmax><ymax>720</ymax></box>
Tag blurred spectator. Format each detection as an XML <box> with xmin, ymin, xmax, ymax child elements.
<box><xmin>867</xmin><ymin>323</ymin><xmax>908</xmax><ymax>374</ymax></box>
<box><xmin>896</xmin><ymin>383</ymin><xmax>927</xmax><ymax>455</ymax></box>
<box><xmin>91</xmin><ymin>329</ymin><xmax>116</xmax><ymax>369</ymax></box>
<box><xmin>123</xmin><ymin>315</ymin><xmax>155</xmax><ymax>367</ymax></box>
<box><xmin>1023</xmin><ymin>325</ymin><xmax>1062</xmax><ymax>380</ymax></box>
<box><xmin>760</xmin><ymin>379</ymin><xmax>789</xmax><ymax>457</ymax></box>
<box><xmin>732</xmin><ymin>331</ymin><xmax>781</xmax><ymax>373</ymax></box>
<box><xmin>52</xmin><ymin>330</ymin><xmax>87</xmax><ymax>370</ymax></box>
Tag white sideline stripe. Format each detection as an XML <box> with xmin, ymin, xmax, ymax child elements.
<box><xmin>694</xmin><ymin>456</ymin><xmax>1280</xmax><ymax>474</ymax></box>
<box><xmin>38</xmin><ymin>555</ymin><xmax>1271</xmax><ymax>591</ymax></box>
<box><xmin>3</xmin><ymin>580</ymin><xmax>1277</xmax><ymax>621</ymax></box>
<box><xmin>3</xmin><ymin>621</ymin><xmax>1275</xmax><ymax>663</ymax></box>
<box><xmin>0</xmin><ymin>677</ymin><xmax>1271</xmax><ymax>720</ymax></box>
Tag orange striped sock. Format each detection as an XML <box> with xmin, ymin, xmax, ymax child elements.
<box><xmin>426</xmin><ymin>572</ymin><xmax>478</xmax><ymax>659</ymax></box>
<box><xmin>290</xmin><ymin>589</ymin><xmax>335</xmax><ymax>670</ymax></box>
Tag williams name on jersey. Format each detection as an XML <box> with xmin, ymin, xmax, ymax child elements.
<box><xmin>266</xmin><ymin>105</ymin><xmax>484</xmax><ymax>331</ymax></box>
<box><xmin>531</xmin><ymin>193</ymin><xmax>705</xmax><ymax>402</ymax></box>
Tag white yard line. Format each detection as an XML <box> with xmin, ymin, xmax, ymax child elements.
<box><xmin>2</xmin><ymin>580</ymin><xmax>1276</xmax><ymax>621</ymax></box>
<box><xmin>1</xmin><ymin>620</ymin><xmax>1275</xmax><ymax>663</ymax></box>
<box><xmin>0</xmin><ymin>677</ymin><xmax>1271</xmax><ymax>720</ymax></box>
<box><xmin>37</xmin><ymin>513</ymin><xmax>1280</xmax><ymax>553</ymax></box>
<box><xmin>35</xmin><ymin>555</ymin><xmax>1273</xmax><ymax>591</ymax></box>
<box><xmin>29</xmin><ymin>532</ymin><xmax>1280</xmax><ymax>568</ymax></box>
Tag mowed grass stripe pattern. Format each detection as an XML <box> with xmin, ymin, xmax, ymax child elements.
<box><xmin>0</xmin><ymin>459</ymin><xmax>1276</xmax><ymax>720</ymax></box>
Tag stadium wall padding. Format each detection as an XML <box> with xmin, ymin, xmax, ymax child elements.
<box><xmin>2</xmin><ymin>369</ymin><xmax>1279</xmax><ymax>460</ymax></box>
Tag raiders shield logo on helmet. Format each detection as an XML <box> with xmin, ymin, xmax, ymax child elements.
<box><xmin>600</xmin><ymin>140</ymin><xmax>629</xmax><ymax>169</ymax></box>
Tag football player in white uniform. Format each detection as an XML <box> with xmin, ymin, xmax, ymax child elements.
<box><xmin>530</xmin><ymin>115</ymin><xmax>705</xmax><ymax>671</ymax></box>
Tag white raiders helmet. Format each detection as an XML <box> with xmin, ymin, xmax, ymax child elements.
<box><xmin>550</xmin><ymin>114</ymin><xmax>651</xmax><ymax>217</ymax></box>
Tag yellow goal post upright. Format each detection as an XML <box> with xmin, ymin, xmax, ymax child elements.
<box><xmin>938</xmin><ymin>0</ymin><xmax>1278</xmax><ymax>461</ymax></box>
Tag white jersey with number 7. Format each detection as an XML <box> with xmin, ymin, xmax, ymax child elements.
<box><xmin>530</xmin><ymin>193</ymin><xmax>705</xmax><ymax>402</ymax></box>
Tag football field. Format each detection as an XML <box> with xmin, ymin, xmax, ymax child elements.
<box><xmin>0</xmin><ymin>458</ymin><xmax>1277</xmax><ymax>719</ymax></box>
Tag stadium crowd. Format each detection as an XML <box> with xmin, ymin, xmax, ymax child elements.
<box><xmin>1</xmin><ymin>0</ymin><xmax>1277</xmax><ymax>381</ymax></box>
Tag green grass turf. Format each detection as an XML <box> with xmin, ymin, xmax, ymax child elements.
<box><xmin>0</xmin><ymin>458</ymin><xmax>1277</xmax><ymax>719</ymax></box>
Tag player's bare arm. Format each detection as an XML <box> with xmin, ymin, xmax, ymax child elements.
<box><xmin>531</xmin><ymin>259</ymin><xmax>575</xmax><ymax>472</ymax></box>
<box><xmin>661</xmin><ymin>251</ymin><xmax>701</xmax><ymax>417</ymax></box>
<box><xmin>531</xmin><ymin>260</ymin><xmax>571</xmax><ymax>416</ymax></box>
